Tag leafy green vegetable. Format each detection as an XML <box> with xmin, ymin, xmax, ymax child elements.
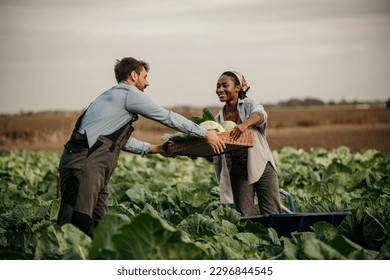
<box><xmin>162</xmin><ymin>107</ymin><xmax>217</xmax><ymax>142</ymax></box>
<box><xmin>221</xmin><ymin>120</ymin><xmax>237</xmax><ymax>132</ymax></box>
<box><xmin>202</xmin><ymin>108</ymin><xmax>215</xmax><ymax>121</ymax></box>
<box><xmin>108</xmin><ymin>213</ymin><xmax>206</xmax><ymax>260</ymax></box>
<box><xmin>199</xmin><ymin>120</ymin><xmax>225</xmax><ymax>132</ymax></box>
<box><xmin>0</xmin><ymin>148</ymin><xmax>388</xmax><ymax>260</ymax></box>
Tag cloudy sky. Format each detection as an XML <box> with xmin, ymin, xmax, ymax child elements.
<box><xmin>0</xmin><ymin>0</ymin><xmax>389</xmax><ymax>114</ymax></box>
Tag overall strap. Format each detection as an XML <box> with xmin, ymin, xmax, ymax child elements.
<box><xmin>104</xmin><ymin>115</ymin><xmax>138</xmax><ymax>151</ymax></box>
<box><xmin>74</xmin><ymin>109</ymin><xmax>87</xmax><ymax>130</ymax></box>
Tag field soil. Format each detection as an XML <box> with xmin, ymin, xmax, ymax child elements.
<box><xmin>1</xmin><ymin>106</ymin><xmax>389</xmax><ymax>154</ymax></box>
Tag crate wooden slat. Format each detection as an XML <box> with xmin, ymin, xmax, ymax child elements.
<box><xmin>167</xmin><ymin>130</ymin><xmax>253</xmax><ymax>157</ymax></box>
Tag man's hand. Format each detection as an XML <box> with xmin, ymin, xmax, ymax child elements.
<box><xmin>204</xmin><ymin>130</ymin><xmax>226</xmax><ymax>155</ymax></box>
<box><xmin>149</xmin><ymin>142</ymin><xmax>176</xmax><ymax>157</ymax></box>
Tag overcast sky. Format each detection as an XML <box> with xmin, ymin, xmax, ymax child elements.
<box><xmin>0</xmin><ymin>0</ymin><xmax>389</xmax><ymax>114</ymax></box>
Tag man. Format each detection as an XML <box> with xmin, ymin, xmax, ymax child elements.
<box><xmin>57</xmin><ymin>57</ymin><xmax>225</xmax><ymax>237</ymax></box>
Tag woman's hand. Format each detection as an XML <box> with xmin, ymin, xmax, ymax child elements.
<box><xmin>204</xmin><ymin>130</ymin><xmax>226</xmax><ymax>154</ymax></box>
<box><xmin>230</xmin><ymin>123</ymin><xmax>248</xmax><ymax>141</ymax></box>
<box><xmin>230</xmin><ymin>112</ymin><xmax>263</xmax><ymax>140</ymax></box>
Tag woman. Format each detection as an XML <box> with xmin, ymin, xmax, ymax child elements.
<box><xmin>213</xmin><ymin>71</ymin><xmax>281</xmax><ymax>216</ymax></box>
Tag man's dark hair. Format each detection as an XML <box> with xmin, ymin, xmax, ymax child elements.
<box><xmin>114</xmin><ymin>57</ymin><xmax>150</xmax><ymax>83</ymax></box>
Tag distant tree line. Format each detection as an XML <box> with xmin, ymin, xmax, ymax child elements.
<box><xmin>276</xmin><ymin>98</ymin><xmax>325</xmax><ymax>107</ymax></box>
<box><xmin>265</xmin><ymin>97</ymin><xmax>389</xmax><ymax>108</ymax></box>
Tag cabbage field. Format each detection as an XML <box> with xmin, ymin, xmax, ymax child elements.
<box><xmin>0</xmin><ymin>147</ymin><xmax>389</xmax><ymax>260</ymax></box>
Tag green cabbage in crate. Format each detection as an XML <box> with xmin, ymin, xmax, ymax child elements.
<box><xmin>161</xmin><ymin>108</ymin><xmax>222</xmax><ymax>142</ymax></box>
<box><xmin>220</xmin><ymin>121</ymin><xmax>237</xmax><ymax>132</ymax></box>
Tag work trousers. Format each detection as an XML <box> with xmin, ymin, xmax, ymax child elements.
<box><xmin>230</xmin><ymin>157</ymin><xmax>282</xmax><ymax>216</ymax></box>
<box><xmin>57</xmin><ymin>124</ymin><xmax>133</xmax><ymax>237</ymax></box>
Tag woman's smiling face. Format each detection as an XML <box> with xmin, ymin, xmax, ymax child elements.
<box><xmin>216</xmin><ymin>75</ymin><xmax>240</xmax><ymax>103</ymax></box>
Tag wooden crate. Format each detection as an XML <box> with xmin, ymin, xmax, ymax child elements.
<box><xmin>166</xmin><ymin>131</ymin><xmax>253</xmax><ymax>157</ymax></box>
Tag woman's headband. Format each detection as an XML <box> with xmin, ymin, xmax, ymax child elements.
<box><xmin>230</xmin><ymin>71</ymin><xmax>244</xmax><ymax>86</ymax></box>
<box><xmin>219</xmin><ymin>70</ymin><xmax>250</xmax><ymax>99</ymax></box>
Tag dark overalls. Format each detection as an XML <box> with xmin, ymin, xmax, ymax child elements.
<box><xmin>56</xmin><ymin>111</ymin><xmax>136</xmax><ymax>237</ymax></box>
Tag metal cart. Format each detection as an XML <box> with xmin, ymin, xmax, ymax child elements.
<box><xmin>212</xmin><ymin>189</ymin><xmax>351</xmax><ymax>237</ymax></box>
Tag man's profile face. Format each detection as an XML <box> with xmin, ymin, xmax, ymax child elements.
<box><xmin>134</xmin><ymin>67</ymin><xmax>149</xmax><ymax>92</ymax></box>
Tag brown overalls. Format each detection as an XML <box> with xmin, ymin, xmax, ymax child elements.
<box><xmin>56</xmin><ymin>111</ymin><xmax>136</xmax><ymax>237</ymax></box>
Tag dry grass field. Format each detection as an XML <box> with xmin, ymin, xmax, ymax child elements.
<box><xmin>1</xmin><ymin>105</ymin><xmax>389</xmax><ymax>154</ymax></box>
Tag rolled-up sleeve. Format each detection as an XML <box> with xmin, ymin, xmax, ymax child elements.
<box><xmin>123</xmin><ymin>138</ymin><xmax>151</xmax><ymax>156</ymax></box>
<box><xmin>244</xmin><ymin>98</ymin><xmax>268</xmax><ymax>127</ymax></box>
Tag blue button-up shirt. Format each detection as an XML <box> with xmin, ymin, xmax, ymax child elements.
<box><xmin>78</xmin><ymin>83</ymin><xmax>206</xmax><ymax>155</ymax></box>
